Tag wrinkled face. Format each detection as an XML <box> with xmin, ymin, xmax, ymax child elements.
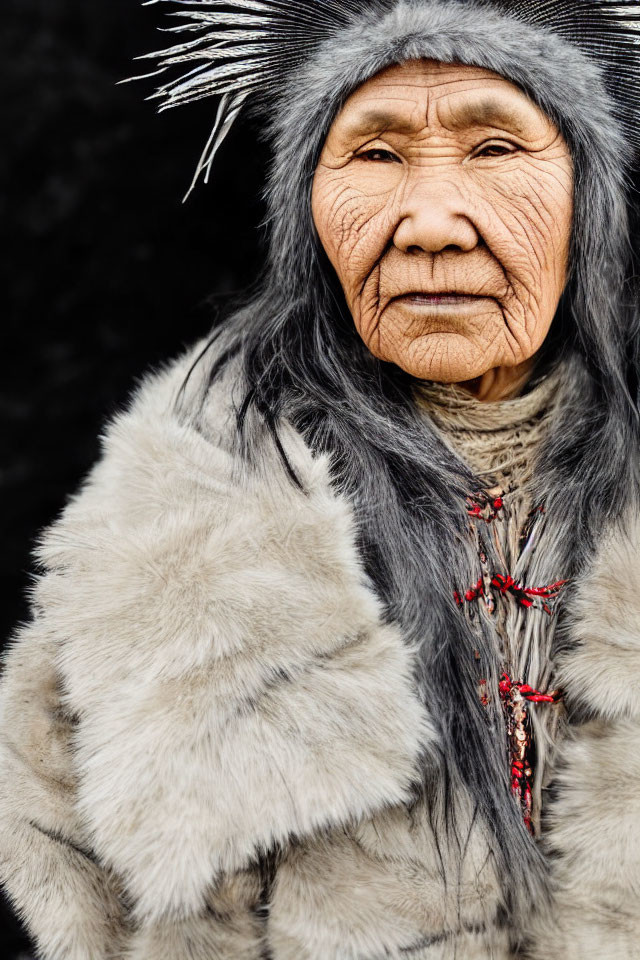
<box><xmin>311</xmin><ymin>59</ymin><xmax>574</xmax><ymax>384</ymax></box>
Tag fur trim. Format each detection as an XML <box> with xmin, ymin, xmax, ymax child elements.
<box><xmin>529</xmin><ymin>720</ymin><xmax>640</xmax><ymax>959</ymax></box>
<box><xmin>122</xmin><ymin>872</ymin><xmax>265</xmax><ymax>960</ymax></box>
<box><xmin>0</xmin><ymin>626</ymin><xmax>132</xmax><ymax>960</ymax></box>
<box><xmin>555</xmin><ymin>510</ymin><xmax>640</xmax><ymax>722</ymax></box>
<box><xmin>0</xmin><ymin>344</ymin><xmax>434</xmax><ymax>929</ymax></box>
<box><xmin>521</xmin><ymin>511</ymin><xmax>640</xmax><ymax>959</ymax></box>
<box><xmin>268</xmin><ymin>793</ymin><xmax>507</xmax><ymax>958</ymax></box>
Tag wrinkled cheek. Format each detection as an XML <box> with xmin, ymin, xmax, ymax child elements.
<box><xmin>352</xmin><ymin>268</ymin><xmax>385</xmax><ymax>343</ymax></box>
<box><xmin>314</xmin><ymin>182</ymin><xmax>392</xmax><ymax>296</ymax></box>
<box><xmin>339</xmin><ymin>209</ymin><xmax>391</xmax><ymax>292</ymax></box>
<box><xmin>488</xmin><ymin>213</ymin><xmax>564</xmax><ymax>338</ymax></box>
<box><xmin>499</xmin><ymin>186</ymin><xmax>571</xmax><ymax>288</ymax></box>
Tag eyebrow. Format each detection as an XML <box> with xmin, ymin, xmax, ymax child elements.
<box><xmin>445</xmin><ymin>96</ymin><xmax>534</xmax><ymax>134</ymax></box>
<box><xmin>340</xmin><ymin>96</ymin><xmax>539</xmax><ymax>139</ymax></box>
<box><xmin>341</xmin><ymin>109</ymin><xmax>419</xmax><ymax>138</ymax></box>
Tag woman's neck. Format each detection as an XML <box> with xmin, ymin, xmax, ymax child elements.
<box><xmin>455</xmin><ymin>357</ymin><xmax>537</xmax><ymax>402</ymax></box>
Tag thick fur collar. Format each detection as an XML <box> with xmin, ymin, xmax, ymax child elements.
<box><xmin>556</xmin><ymin>512</ymin><xmax>640</xmax><ymax>722</ymax></box>
<box><xmin>32</xmin><ymin>344</ymin><xmax>434</xmax><ymax>922</ymax></box>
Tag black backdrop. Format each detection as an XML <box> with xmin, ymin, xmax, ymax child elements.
<box><xmin>3</xmin><ymin>0</ymin><xmax>265</xmax><ymax>951</ymax></box>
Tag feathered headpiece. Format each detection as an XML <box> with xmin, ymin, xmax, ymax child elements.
<box><xmin>132</xmin><ymin>0</ymin><xmax>640</xmax><ymax>199</ymax></box>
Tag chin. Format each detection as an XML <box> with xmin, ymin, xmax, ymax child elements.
<box><xmin>388</xmin><ymin>340</ymin><xmax>496</xmax><ymax>384</ymax></box>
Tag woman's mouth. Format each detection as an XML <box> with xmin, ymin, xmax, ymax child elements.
<box><xmin>398</xmin><ymin>292</ymin><xmax>484</xmax><ymax>305</ymax></box>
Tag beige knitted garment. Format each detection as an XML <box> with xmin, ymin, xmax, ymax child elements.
<box><xmin>413</xmin><ymin>365</ymin><xmax>568</xmax><ymax>834</ymax></box>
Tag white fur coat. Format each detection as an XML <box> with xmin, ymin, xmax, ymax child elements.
<box><xmin>1</xmin><ymin>344</ymin><xmax>639</xmax><ymax>960</ymax></box>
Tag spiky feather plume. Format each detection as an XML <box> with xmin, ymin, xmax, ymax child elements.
<box><xmin>131</xmin><ymin>0</ymin><xmax>640</xmax><ymax>198</ymax></box>
<box><xmin>131</xmin><ymin>0</ymin><xmax>359</xmax><ymax>197</ymax></box>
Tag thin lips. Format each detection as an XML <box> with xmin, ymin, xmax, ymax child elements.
<box><xmin>393</xmin><ymin>291</ymin><xmax>487</xmax><ymax>300</ymax></box>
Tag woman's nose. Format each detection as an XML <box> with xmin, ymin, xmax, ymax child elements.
<box><xmin>392</xmin><ymin>179</ymin><xmax>480</xmax><ymax>255</ymax></box>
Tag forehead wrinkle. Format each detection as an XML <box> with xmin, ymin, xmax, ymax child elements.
<box><xmin>334</xmin><ymin>71</ymin><xmax>548</xmax><ymax>143</ymax></box>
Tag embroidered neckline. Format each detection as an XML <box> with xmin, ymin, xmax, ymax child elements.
<box><xmin>412</xmin><ymin>362</ymin><xmax>564</xmax><ymax>493</ymax></box>
<box><xmin>413</xmin><ymin>364</ymin><xmax>569</xmax><ymax>836</ymax></box>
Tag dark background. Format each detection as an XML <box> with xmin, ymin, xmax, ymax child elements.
<box><xmin>3</xmin><ymin>0</ymin><xmax>266</xmax><ymax>951</ymax></box>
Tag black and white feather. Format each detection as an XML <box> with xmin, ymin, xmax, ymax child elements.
<box><xmin>133</xmin><ymin>0</ymin><xmax>640</xmax><ymax>197</ymax></box>
<box><xmin>134</xmin><ymin>0</ymin><xmax>360</xmax><ymax>198</ymax></box>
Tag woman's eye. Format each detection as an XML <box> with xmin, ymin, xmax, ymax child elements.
<box><xmin>473</xmin><ymin>141</ymin><xmax>518</xmax><ymax>159</ymax></box>
<box><xmin>357</xmin><ymin>148</ymin><xmax>401</xmax><ymax>163</ymax></box>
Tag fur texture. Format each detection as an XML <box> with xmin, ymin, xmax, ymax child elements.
<box><xmin>2</xmin><ymin>344</ymin><xmax>640</xmax><ymax>959</ymax></box>
<box><xmin>0</xmin><ymin>345</ymin><xmax>434</xmax><ymax>956</ymax></box>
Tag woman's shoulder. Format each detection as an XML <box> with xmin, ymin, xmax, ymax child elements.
<box><xmin>1</xmin><ymin>338</ymin><xmax>434</xmax><ymax>924</ymax></box>
<box><xmin>20</xmin><ymin>336</ymin><xmax>389</xmax><ymax>676</ymax></box>
<box><xmin>35</xmin><ymin>338</ymin><xmax>246</xmax><ymax>570</ymax></box>
<box><xmin>39</xmin><ymin>333</ymin><xmax>344</xmax><ymax>550</ymax></box>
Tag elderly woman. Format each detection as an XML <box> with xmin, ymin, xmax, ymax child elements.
<box><xmin>1</xmin><ymin>1</ymin><xmax>640</xmax><ymax>958</ymax></box>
